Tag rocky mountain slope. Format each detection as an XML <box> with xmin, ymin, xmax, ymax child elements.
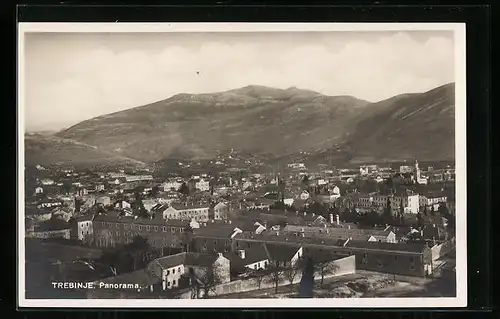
<box><xmin>27</xmin><ymin>83</ymin><xmax>455</xmax><ymax>167</ymax></box>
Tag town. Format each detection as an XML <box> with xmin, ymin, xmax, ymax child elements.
<box><xmin>24</xmin><ymin>154</ymin><xmax>457</xmax><ymax>299</ymax></box>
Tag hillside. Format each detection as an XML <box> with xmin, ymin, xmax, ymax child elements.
<box><xmin>57</xmin><ymin>86</ymin><xmax>370</xmax><ymax>163</ymax></box>
<box><xmin>339</xmin><ymin>83</ymin><xmax>455</xmax><ymax>163</ymax></box>
<box><xmin>24</xmin><ymin>134</ymin><xmax>150</xmax><ymax>169</ymax></box>
<box><xmin>45</xmin><ymin>83</ymin><xmax>455</xmax><ymax>166</ymax></box>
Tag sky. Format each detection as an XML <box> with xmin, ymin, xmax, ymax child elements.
<box><xmin>23</xmin><ymin>30</ymin><xmax>455</xmax><ymax>132</ymax></box>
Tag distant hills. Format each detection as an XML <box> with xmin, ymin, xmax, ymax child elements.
<box><xmin>25</xmin><ymin>83</ymin><xmax>455</xmax><ymax>168</ymax></box>
<box><xmin>24</xmin><ymin>134</ymin><xmax>149</xmax><ymax>169</ymax></box>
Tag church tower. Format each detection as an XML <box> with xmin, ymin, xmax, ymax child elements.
<box><xmin>415</xmin><ymin>160</ymin><xmax>421</xmax><ymax>181</ymax></box>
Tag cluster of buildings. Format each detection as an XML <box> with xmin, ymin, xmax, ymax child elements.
<box><xmin>25</xmin><ymin>158</ymin><xmax>456</xmax><ymax>298</ymax></box>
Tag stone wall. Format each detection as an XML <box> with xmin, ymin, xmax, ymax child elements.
<box><xmin>176</xmin><ymin>255</ymin><xmax>356</xmax><ymax>298</ymax></box>
<box><xmin>431</xmin><ymin>237</ymin><xmax>455</xmax><ymax>261</ymax></box>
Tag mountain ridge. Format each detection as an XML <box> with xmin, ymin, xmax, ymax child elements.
<box><xmin>34</xmin><ymin>82</ymin><xmax>455</xmax><ymax>167</ymax></box>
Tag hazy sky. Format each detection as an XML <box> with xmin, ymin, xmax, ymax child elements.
<box><xmin>23</xmin><ymin>30</ymin><xmax>455</xmax><ymax>132</ymax></box>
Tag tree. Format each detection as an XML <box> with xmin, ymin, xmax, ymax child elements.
<box><xmin>124</xmin><ymin>235</ymin><xmax>152</xmax><ymax>270</ymax></box>
<box><xmin>252</xmin><ymin>269</ymin><xmax>266</xmax><ymax>290</ymax></box>
<box><xmin>284</xmin><ymin>263</ymin><xmax>301</xmax><ymax>289</ymax></box>
<box><xmin>422</xmin><ymin>205</ymin><xmax>428</xmax><ymax>216</ymax></box>
<box><xmin>132</xmin><ymin>192</ymin><xmax>149</xmax><ymax>218</ymax></box>
<box><xmin>302</xmin><ymin>175</ymin><xmax>309</xmax><ymax>186</ymax></box>
<box><xmin>382</xmin><ymin>197</ymin><xmax>393</xmax><ymax>224</ymax></box>
<box><xmin>314</xmin><ymin>259</ymin><xmax>340</xmax><ymax>287</ymax></box>
<box><xmin>189</xmin><ymin>264</ymin><xmax>224</xmax><ymax>299</ymax></box>
<box><xmin>266</xmin><ymin>262</ymin><xmax>286</xmax><ymax>294</ymax></box>
<box><xmin>179</xmin><ymin>182</ymin><xmax>190</xmax><ymax>196</ymax></box>
<box><xmin>438</xmin><ymin>203</ymin><xmax>449</xmax><ymax>216</ymax></box>
<box><xmin>416</xmin><ymin>213</ymin><xmax>424</xmax><ymax>228</ymax></box>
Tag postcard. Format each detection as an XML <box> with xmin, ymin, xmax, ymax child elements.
<box><xmin>17</xmin><ymin>22</ymin><xmax>466</xmax><ymax>308</ymax></box>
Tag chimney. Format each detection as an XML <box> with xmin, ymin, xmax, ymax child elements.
<box><xmin>330</xmin><ymin>214</ymin><xmax>334</xmax><ymax>224</ymax></box>
<box><xmin>303</xmin><ymin>212</ymin><xmax>307</xmax><ymax>217</ymax></box>
<box><xmin>238</xmin><ymin>249</ymin><xmax>246</xmax><ymax>259</ymax></box>
<box><xmin>217</xmin><ymin>252</ymin><xmax>223</xmax><ymax>258</ymax></box>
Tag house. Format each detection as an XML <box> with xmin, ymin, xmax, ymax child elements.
<box><xmin>225</xmin><ymin>244</ymin><xmax>270</xmax><ymax>274</ymax></box>
<box><xmin>96</xmin><ymin>196</ymin><xmax>111</xmax><ymax>207</ymax></box>
<box><xmin>162</xmin><ymin>179</ymin><xmax>183</xmax><ymax>192</ymax></box>
<box><xmin>115</xmin><ymin>200</ymin><xmax>132</xmax><ymax>210</ymax></box>
<box><xmin>70</xmin><ymin>214</ymin><xmax>94</xmax><ymax>241</ymax></box>
<box><xmin>283</xmin><ymin>196</ymin><xmax>295</xmax><ymax>206</ymax></box>
<box><xmin>125</xmin><ymin>175</ymin><xmax>153</xmax><ymax>182</ymax></box>
<box><xmin>280</xmin><ymin>224</ymin><xmax>397</xmax><ymax>243</ymax></box>
<box><xmin>213</xmin><ymin>202</ymin><xmax>229</xmax><ymax>220</ymax></box>
<box><xmin>195</xmin><ymin>179</ymin><xmax>210</xmax><ymax>192</ymax></box>
<box><xmin>37</xmin><ymin>200</ymin><xmax>63</xmax><ymax>209</ymax></box>
<box><xmin>51</xmin><ymin>207</ymin><xmax>73</xmax><ymax>222</ymax></box>
<box><xmin>92</xmin><ymin>214</ymin><xmax>188</xmax><ymax>249</ymax></box>
<box><xmin>299</xmin><ymin>190</ymin><xmax>310</xmax><ymax>201</ymax></box>
<box><xmin>162</xmin><ymin>204</ymin><xmax>210</xmax><ymax>222</ymax></box>
<box><xmin>302</xmin><ymin>213</ymin><xmax>328</xmax><ymax>226</ymax></box>
<box><xmin>191</xmin><ymin>223</ymin><xmax>242</xmax><ymax>253</ymax></box>
<box><xmin>147</xmin><ymin>252</ymin><xmax>230</xmax><ymax>292</ymax></box>
<box><xmin>40</xmin><ymin>178</ymin><xmax>55</xmax><ymax>186</ymax></box>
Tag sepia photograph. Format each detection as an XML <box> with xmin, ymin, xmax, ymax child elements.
<box><xmin>17</xmin><ymin>23</ymin><xmax>466</xmax><ymax>308</ymax></box>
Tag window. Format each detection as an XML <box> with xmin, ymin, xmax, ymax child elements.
<box><xmin>139</xmin><ymin>225</ymin><xmax>142</xmax><ymax>231</ymax></box>
<box><xmin>154</xmin><ymin>226</ymin><xmax>158</xmax><ymax>231</ymax></box>
<box><xmin>254</xmin><ymin>265</ymin><xmax>257</xmax><ymax>269</ymax></box>
<box><xmin>167</xmin><ymin>270</ymin><xmax>170</xmax><ymax>275</ymax></box>
<box><xmin>410</xmin><ymin>265</ymin><xmax>415</xmax><ymax>271</ymax></box>
<box><xmin>116</xmin><ymin>231</ymin><xmax>119</xmax><ymax>236</ymax></box>
<box><xmin>163</xmin><ymin>226</ymin><xmax>167</xmax><ymax>232</ymax></box>
<box><xmin>116</xmin><ymin>223</ymin><xmax>119</xmax><ymax>229</ymax></box>
<box><xmin>409</xmin><ymin>257</ymin><xmax>415</xmax><ymax>263</ymax></box>
<box><xmin>264</xmin><ymin>261</ymin><xmax>268</xmax><ymax>267</ymax></box>
<box><xmin>172</xmin><ymin>228</ymin><xmax>176</xmax><ymax>233</ymax></box>
<box><xmin>377</xmin><ymin>260</ymin><xmax>384</xmax><ymax>268</ymax></box>
<box><xmin>173</xmin><ymin>268</ymin><xmax>176</xmax><ymax>274</ymax></box>
<box><xmin>178</xmin><ymin>267</ymin><xmax>181</xmax><ymax>272</ymax></box>
<box><xmin>147</xmin><ymin>226</ymin><xmax>150</xmax><ymax>231</ymax></box>
<box><xmin>167</xmin><ymin>281</ymin><xmax>171</xmax><ymax>287</ymax></box>
<box><xmin>173</xmin><ymin>280</ymin><xmax>176</xmax><ymax>285</ymax></box>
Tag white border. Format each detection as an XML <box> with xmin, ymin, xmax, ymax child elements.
<box><xmin>17</xmin><ymin>22</ymin><xmax>467</xmax><ymax>308</ymax></box>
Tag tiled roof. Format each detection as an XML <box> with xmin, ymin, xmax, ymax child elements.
<box><xmin>171</xmin><ymin>203</ymin><xmax>209</xmax><ymax>210</ymax></box>
<box><xmin>154</xmin><ymin>252</ymin><xmax>188</xmax><ymax>269</ymax></box>
<box><xmin>185</xmin><ymin>252</ymin><xmax>218</xmax><ymax>267</ymax></box>
<box><xmin>194</xmin><ymin>228</ymin><xmax>240</xmax><ymax>239</ymax></box>
<box><xmin>344</xmin><ymin>240</ymin><xmax>428</xmax><ymax>253</ymax></box>
<box><xmin>235</xmin><ymin>244</ymin><xmax>269</xmax><ymax>265</ymax></box>
<box><xmin>264</xmin><ymin>243</ymin><xmax>300</xmax><ymax>262</ymax></box>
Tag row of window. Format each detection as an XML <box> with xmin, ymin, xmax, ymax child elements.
<box><xmin>97</xmin><ymin>221</ymin><xmax>182</xmax><ymax>233</ymax></box>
